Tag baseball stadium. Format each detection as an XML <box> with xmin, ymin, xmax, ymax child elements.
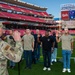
<box><xmin>0</xmin><ymin>0</ymin><xmax>75</xmax><ymax>75</ymax></box>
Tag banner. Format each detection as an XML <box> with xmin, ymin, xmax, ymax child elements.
<box><xmin>61</xmin><ymin>11</ymin><xmax>69</xmax><ymax>20</ymax></box>
<box><xmin>61</xmin><ymin>4</ymin><xmax>75</xmax><ymax>20</ymax></box>
<box><xmin>69</xmin><ymin>10</ymin><xmax>75</xmax><ymax>19</ymax></box>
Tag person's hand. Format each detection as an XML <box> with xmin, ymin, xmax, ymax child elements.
<box><xmin>56</xmin><ymin>30</ymin><xmax>61</xmax><ymax>37</ymax></box>
<box><xmin>71</xmin><ymin>50</ymin><xmax>73</xmax><ymax>54</ymax></box>
<box><xmin>40</xmin><ymin>44</ymin><xmax>42</xmax><ymax>48</ymax></box>
<box><xmin>32</xmin><ymin>49</ymin><xmax>34</xmax><ymax>52</ymax></box>
<box><xmin>56</xmin><ymin>33</ymin><xmax>59</xmax><ymax>37</ymax></box>
<box><xmin>42</xmin><ymin>34</ymin><xmax>45</xmax><ymax>37</ymax></box>
<box><xmin>51</xmin><ymin>48</ymin><xmax>54</xmax><ymax>53</ymax></box>
<box><xmin>71</xmin><ymin>49</ymin><xmax>73</xmax><ymax>54</ymax></box>
<box><xmin>13</xmin><ymin>31</ymin><xmax>21</xmax><ymax>41</ymax></box>
<box><xmin>37</xmin><ymin>34</ymin><xmax>40</xmax><ymax>37</ymax></box>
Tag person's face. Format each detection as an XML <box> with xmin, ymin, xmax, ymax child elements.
<box><xmin>24</xmin><ymin>31</ymin><xmax>26</xmax><ymax>35</ymax></box>
<box><xmin>36</xmin><ymin>29</ymin><xmax>39</xmax><ymax>34</ymax></box>
<box><xmin>49</xmin><ymin>31</ymin><xmax>52</xmax><ymax>36</ymax></box>
<box><xmin>45</xmin><ymin>31</ymin><xmax>49</xmax><ymax>36</ymax></box>
<box><xmin>64</xmin><ymin>29</ymin><xmax>68</xmax><ymax>34</ymax></box>
<box><xmin>26</xmin><ymin>29</ymin><xmax>30</xmax><ymax>34</ymax></box>
<box><xmin>0</xmin><ymin>28</ymin><xmax>3</xmax><ymax>36</ymax></box>
<box><xmin>3</xmin><ymin>29</ymin><xmax>5</xmax><ymax>34</ymax></box>
<box><xmin>9</xmin><ymin>30</ymin><xmax>13</xmax><ymax>35</ymax></box>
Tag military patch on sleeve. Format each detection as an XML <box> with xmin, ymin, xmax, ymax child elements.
<box><xmin>4</xmin><ymin>45</ymin><xmax>10</xmax><ymax>51</ymax></box>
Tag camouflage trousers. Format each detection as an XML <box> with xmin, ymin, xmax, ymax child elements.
<box><xmin>0</xmin><ymin>59</ymin><xmax>9</xmax><ymax>75</ymax></box>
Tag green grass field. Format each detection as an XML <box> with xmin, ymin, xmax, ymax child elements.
<box><xmin>8</xmin><ymin>41</ymin><xmax>75</xmax><ymax>75</ymax></box>
<box><xmin>8</xmin><ymin>60</ymin><xmax>75</xmax><ymax>75</ymax></box>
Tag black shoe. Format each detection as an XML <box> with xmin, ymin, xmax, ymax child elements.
<box><xmin>11</xmin><ymin>66</ymin><xmax>15</xmax><ymax>69</ymax></box>
<box><xmin>8</xmin><ymin>66</ymin><xmax>11</xmax><ymax>68</ymax></box>
<box><xmin>24</xmin><ymin>67</ymin><xmax>28</xmax><ymax>69</ymax></box>
<box><xmin>28</xmin><ymin>67</ymin><xmax>31</xmax><ymax>69</ymax></box>
<box><xmin>32</xmin><ymin>61</ymin><xmax>36</xmax><ymax>64</ymax></box>
<box><xmin>9</xmin><ymin>66</ymin><xmax>14</xmax><ymax>69</ymax></box>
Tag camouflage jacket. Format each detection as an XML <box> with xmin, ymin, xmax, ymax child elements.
<box><xmin>0</xmin><ymin>38</ymin><xmax>23</xmax><ymax>62</ymax></box>
<box><xmin>0</xmin><ymin>38</ymin><xmax>23</xmax><ymax>75</ymax></box>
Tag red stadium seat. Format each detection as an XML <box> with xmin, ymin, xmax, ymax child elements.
<box><xmin>0</xmin><ymin>3</ymin><xmax>49</xmax><ymax>17</ymax></box>
<box><xmin>0</xmin><ymin>11</ymin><xmax>46</xmax><ymax>23</ymax></box>
<box><xmin>0</xmin><ymin>3</ymin><xmax>12</xmax><ymax>10</ymax></box>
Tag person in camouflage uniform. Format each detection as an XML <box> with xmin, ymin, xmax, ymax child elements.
<box><xmin>0</xmin><ymin>27</ymin><xmax>23</xmax><ymax>75</ymax></box>
<box><xmin>6</xmin><ymin>30</ymin><xmax>15</xmax><ymax>68</ymax></box>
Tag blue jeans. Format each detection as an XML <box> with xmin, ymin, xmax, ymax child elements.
<box><xmin>51</xmin><ymin>48</ymin><xmax>57</xmax><ymax>62</ymax></box>
<box><xmin>37</xmin><ymin>45</ymin><xmax>41</xmax><ymax>60</ymax></box>
<box><xmin>62</xmin><ymin>50</ymin><xmax>71</xmax><ymax>69</ymax></box>
<box><xmin>24</xmin><ymin>50</ymin><xmax>26</xmax><ymax>59</ymax></box>
<box><xmin>10</xmin><ymin>61</ymin><xmax>15</xmax><ymax>67</ymax></box>
<box><xmin>43</xmin><ymin>50</ymin><xmax>51</xmax><ymax>68</ymax></box>
<box><xmin>24</xmin><ymin>50</ymin><xmax>32</xmax><ymax>68</ymax></box>
<box><xmin>35</xmin><ymin>45</ymin><xmax>41</xmax><ymax>60</ymax></box>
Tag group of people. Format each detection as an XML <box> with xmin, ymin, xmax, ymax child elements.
<box><xmin>0</xmin><ymin>25</ymin><xmax>74</xmax><ymax>75</ymax></box>
<box><xmin>20</xmin><ymin>28</ymin><xmax>74</xmax><ymax>73</ymax></box>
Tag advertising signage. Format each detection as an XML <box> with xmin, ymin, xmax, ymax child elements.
<box><xmin>61</xmin><ymin>11</ymin><xmax>69</xmax><ymax>20</ymax></box>
<box><xmin>61</xmin><ymin>4</ymin><xmax>75</xmax><ymax>20</ymax></box>
<box><xmin>61</xmin><ymin>4</ymin><xmax>75</xmax><ymax>11</ymax></box>
<box><xmin>69</xmin><ymin>10</ymin><xmax>75</xmax><ymax>19</ymax></box>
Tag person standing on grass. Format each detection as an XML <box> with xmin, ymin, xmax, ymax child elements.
<box><xmin>22</xmin><ymin>29</ymin><xmax>34</xmax><ymax>69</ymax></box>
<box><xmin>56</xmin><ymin>28</ymin><xmax>74</xmax><ymax>73</ymax></box>
<box><xmin>31</xmin><ymin>31</ymin><xmax>36</xmax><ymax>64</ymax></box>
<box><xmin>51</xmin><ymin>32</ymin><xmax>58</xmax><ymax>63</ymax></box>
<box><xmin>34</xmin><ymin>29</ymin><xmax>42</xmax><ymax>62</ymax></box>
<box><xmin>38</xmin><ymin>30</ymin><xmax>55</xmax><ymax>71</ymax></box>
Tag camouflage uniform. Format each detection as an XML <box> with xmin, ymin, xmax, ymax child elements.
<box><xmin>0</xmin><ymin>38</ymin><xmax>23</xmax><ymax>75</ymax></box>
<box><xmin>6</xmin><ymin>35</ymin><xmax>15</xmax><ymax>46</ymax></box>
